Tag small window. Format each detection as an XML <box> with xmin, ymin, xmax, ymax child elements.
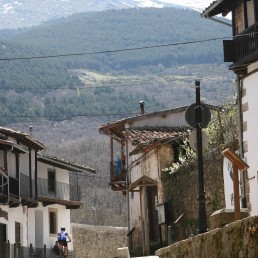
<box><xmin>15</xmin><ymin>222</ymin><xmax>20</xmax><ymax>243</ymax></box>
<box><xmin>49</xmin><ymin>208</ymin><xmax>58</xmax><ymax>235</ymax></box>
<box><xmin>48</xmin><ymin>170</ymin><xmax>56</xmax><ymax>193</ymax></box>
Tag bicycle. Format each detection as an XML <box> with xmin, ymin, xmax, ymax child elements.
<box><xmin>57</xmin><ymin>240</ymin><xmax>71</xmax><ymax>258</ymax></box>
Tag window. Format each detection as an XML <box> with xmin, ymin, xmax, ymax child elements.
<box><xmin>49</xmin><ymin>208</ymin><xmax>58</xmax><ymax>235</ymax></box>
<box><xmin>15</xmin><ymin>222</ymin><xmax>20</xmax><ymax>243</ymax></box>
<box><xmin>48</xmin><ymin>170</ymin><xmax>56</xmax><ymax>193</ymax></box>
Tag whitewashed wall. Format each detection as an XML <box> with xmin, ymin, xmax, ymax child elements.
<box><xmin>28</xmin><ymin>203</ymin><xmax>72</xmax><ymax>249</ymax></box>
<box><xmin>243</xmin><ymin>62</ymin><xmax>258</xmax><ymax>215</ymax></box>
<box><xmin>126</xmin><ymin>109</ymin><xmax>188</xmax><ymax>129</ymax></box>
<box><xmin>242</xmin><ymin>62</ymin><xmax>258</xmax><ymax>215</ymax></box>
<box><xmin>37</xmin><ymin>162</ymin><xmax>69</xmax><ymax>184</ymax></box>
<box><xmin>0</xmin><ymin>205</ymin><xmax>28</xmax><ymax>246</ymax></box>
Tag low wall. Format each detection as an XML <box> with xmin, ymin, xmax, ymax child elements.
<box><xmin>161</xmin><ymin>152</ymin><xmax>225</xmax><ymax>240</ymax></box>
<box><xmin>156</xmin><ymin>215</ymin><xmax>258</xmax><ymax>258</ymax></box>
<box><xmin>71</xmin><ymin>223</ymin><xmax>127</xmax><ymax>258</ymax></box>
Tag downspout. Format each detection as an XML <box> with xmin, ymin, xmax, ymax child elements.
<box><xmin>126</xmin><ymin>140</ymin><xmax>131</xmax><ymax>249</ymax></box>
<box><xmin>236</xmin><ymin>75</ymin><xmax>246</xmax><ymax>208</ymax></box>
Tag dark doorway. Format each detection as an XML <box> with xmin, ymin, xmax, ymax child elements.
<box><xmin>147</xmin><ymin>186</ymin><xmax>159</xmax><ymax>242</ymax></box>
<box><xmin>0</xmin><ymin>223</ymin><xmax>6</xmax><ymax>243</ymax></box>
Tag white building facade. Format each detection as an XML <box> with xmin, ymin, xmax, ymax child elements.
<box><xmin>202</xmin><ymin>0</ymin><xmax>258</xmax><ymax>215</ymax></box>
<box><xmin>0</xmin><ymin>127</ymin><xmax>95</xmax><ymax>256</ymax></box>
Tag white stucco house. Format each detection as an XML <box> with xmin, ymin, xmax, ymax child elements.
<box><xmin>0</xmin><ymin>127</ymin><xmax>95</xmax><ymax>256</ymax></box>
<box><xmin>100</xmin><ymin>104</ymin><xmax>192</xmax><ymax>256</ymax></box>
<box><xmin>201</xmin><ymin>0</ymin><xmax>258</xmax><ymax>215</ymax></box>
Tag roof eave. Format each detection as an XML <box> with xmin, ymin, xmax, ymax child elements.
<box><xmin>201</xmin><ymin>0</ymin><xmax>231</xmax><ymax>18</ymax></box>
<box><xmin>37</xmin><ymin>154</ymin><xmax>96</xmax><ymax>174</ymax></box>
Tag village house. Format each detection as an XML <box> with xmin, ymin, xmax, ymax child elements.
<box><xmin>0</xmin><ymin>127</ymin><xmax>95</xmax><ymax>257</ymax></box>
<box><xmin>201</xmin><ymin>0</ymin><xmax>258</xmax><ymax>216</ymax></box>
<box><xmin>99</xmin><ymin>103</ymin><xmax>195</xmax><ymax>256</ymax></box>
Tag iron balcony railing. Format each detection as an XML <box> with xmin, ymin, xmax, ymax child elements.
<box><xmin>223</xmin><ymin>23</ymin><xmax>258</xmax><ymax>64</ymax></box>
<box><xmin>0</xmin><ymin>173</ymin><xmax>36</xmax><ymax>201</ymax></box>
<box><xmin>9</xmin><ymin>176</ymin><xmax>19</xmax><ymax>197</ymax></box>
<box><xmin>0</xmin><ymin>176</ymin><xmax>19</xmax><ymax>197</ymax></box>
<box><xmin>37</xmin><ymin>178</ymin><xmax>81</xmax><ymax>202</ymax></box>
<box><xmin>234</xmin><ymin>23</ymin><xmax>258</xmax><ymax>62</ymax></box>
<box><xmin>110</xmin><ymin>161</ymin><xmax>127</xmax><ymax>182</ymax></box>
<box><xmin>20</xmin><ymin>173</ymin><xmax>36</xmax><ymax>199</ymax></box>
<box><xmin>0</xmin><ymin>174</ymin><xmax>80</xmax><ymax>203</ymax></box>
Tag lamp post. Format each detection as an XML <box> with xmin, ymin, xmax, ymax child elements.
<box><xmin>195</xmin><ymin>81</ymin><xmax>208</xmax><ymax>234</ymax></box>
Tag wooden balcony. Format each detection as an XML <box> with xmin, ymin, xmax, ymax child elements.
<box><xmin>37</xmin><ymin>178</ymin><xmax>82</xmax><ymax>209</ymax></box>
<box><xmin>224</xmin><ymin>23</ymin><xmax>258</xmax><ymax>70</ymax></box>
<box><xmin>109</xmin><ymin>162</ymin><xmax>127</xmax><ymax>192</ymax></box>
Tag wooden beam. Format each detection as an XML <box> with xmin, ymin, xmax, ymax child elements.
<box><xmin>233</xmin><ymin>164</ymin><xmax>241</xmax><ymax>220</ymax></box>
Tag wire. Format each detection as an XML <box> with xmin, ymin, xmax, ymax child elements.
<box><xmin>0</xmin><ymin>35</ymin><xmax>232</xmax><ymax>62</ymax></box>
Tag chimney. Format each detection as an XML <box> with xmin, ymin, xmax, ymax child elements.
<box><xmin>29</xmin><ymin>126</ymin><xmax>33</xmax><ymax>137</ymax></box>
<box><xmin>139</xmin><ymin>100</ymin><xmax>145</xmax><ymax>114</ymax></box>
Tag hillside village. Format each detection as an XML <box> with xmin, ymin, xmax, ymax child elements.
<box><xmin>1</xmin><ymin>0</ymin><xmax>258</xmax><ymax>258</ymax></box>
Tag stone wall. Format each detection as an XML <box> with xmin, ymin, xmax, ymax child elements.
<box><xmin>156</xmin><ymin>215</ymin><xmax>258</xmax><ymax>258</ymax></box>
<box><xmin>71</xmin><ymin>223</ymin><xmax>127</xmax><ymax>258</ymax></box>
<box><xmin>161</xmin><ymin>151</ymin><xmax>225</xmax><ymax>241</ymax></box>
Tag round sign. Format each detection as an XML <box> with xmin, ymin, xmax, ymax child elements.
<box><xmin>185</xmin><ymin>103</ymin><xmax>211</xmax><ymax>128</ymax></box>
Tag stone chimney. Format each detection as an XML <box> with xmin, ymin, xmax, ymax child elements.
<box><xmin>139</xmin><ymin>100</ymin><xmax>145</xmax><ymax>114</ymax></box>
<box><xmin>29</xmin><ymin>126</ymin><xmax>33</xmax><ymax>137</ymax></box>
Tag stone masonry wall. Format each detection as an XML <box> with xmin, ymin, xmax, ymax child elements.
<box><xmin>156</xmin><ymin>215</ymin><xmax>258</xmax><ymax>258</ymax></box>
<box><xmin>71</xmin><ymin>223</ymin><xmax>127</xmax><ymax>258</ymax></box>
<box><xmin>161</xmin><ymin>151</ymin><xmax>225</xmax><ymax>241</ymax></box>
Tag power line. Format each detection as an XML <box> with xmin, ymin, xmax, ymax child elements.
<box><xmin>0</xmin><ymin>35</ymin><xmax>232</xmax><ymax>62</ymax></box>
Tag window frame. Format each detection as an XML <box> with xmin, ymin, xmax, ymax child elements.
<box><xmin>49</xmin><ymin>208</ymin><xmax>58</xmax><ymax>237</ymax></box>
<box><xmin>48</xmin><ymin>169</ymin><xmax>56</xmax><ymax>194</ymax></box>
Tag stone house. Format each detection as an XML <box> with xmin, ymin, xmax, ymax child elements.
<box><xmin>99</xmin><ymin>104</ymin><xmax>200</xmax><ymax>255</ymax></box>
<box><xmin>201</xmin><ymin>0</ymin><xmax>258</xmax><ymax>215</ymax></box>
<box><xmin>0</xmin><ymin>127</ymin><xmax>95</xmax><ymax>255</ymax></box>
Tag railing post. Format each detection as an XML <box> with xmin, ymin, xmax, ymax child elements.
<box><xmin>7</xmin><ymin>241</ymin><xmax>10</xmax><ymax>258</ymax></box>
<box><xmin>29</xmin><ymin>244</ymin><xmax>33</xmax><ymax>258</ymax></box>
<box><xmin>14</xmin><ymin>243</ymin><xmax>17</xmax><ymax>258</ymax></box>
<box><xmin>44</xmin><ymin>244</ymin><xmax>46</xmax><ymax>258</ymax></box>
<box><xmin>18</xmin><ymin>242</ymin><xmax>22</xmax><ymax>258</ymax></box>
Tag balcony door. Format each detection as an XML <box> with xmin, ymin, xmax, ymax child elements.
<box><xmin>48</xmin><ymin>169</ymin><xmax>56</xmax><ymax>195</ymax></box>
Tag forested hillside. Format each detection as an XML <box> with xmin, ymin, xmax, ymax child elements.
<box><xmin>0</xmin><ymin>7</ymin><xmax>232</xmax><ymax>124</ymax></box>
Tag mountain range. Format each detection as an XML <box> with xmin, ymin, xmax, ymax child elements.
<box><xmin>0</xmin><ymin>0</ymin><xmax>206</xmax><ymax>29</ymax></box>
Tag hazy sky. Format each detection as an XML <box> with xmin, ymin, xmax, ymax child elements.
<box><xmin>163</xmin><ymin>0</ymin><xmax>213</xmax><ymax>10</ymax></box>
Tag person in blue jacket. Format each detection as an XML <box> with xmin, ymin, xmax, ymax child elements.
<box><xmin>57</xmin><ymin>227</ymin><xmax>71</xmax><ymax>257</ymax></box>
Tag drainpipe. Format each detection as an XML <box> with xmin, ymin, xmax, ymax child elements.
<box><xmin>236</xmin><ymin>75</ymin><xmax>247</xmax><ymax>208</ymax></box>
<box><xmin>126</xmin><ymin>140</ymin><xmax>131</xmax><ymax>249</ymax></box>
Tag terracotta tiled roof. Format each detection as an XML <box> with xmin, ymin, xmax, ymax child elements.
<box><xmin>37</xmin><ymin>153</ymin><xmax>96</xmax><ymax>173</ymax></box>
<box><xmin>123</xmin><ymin>127</ymin><xmax>189</xmax><ymax>155</ymax></box>
<box><xmin>0</xmin><ymin>127</ymin><xmax>46</xmax><ymax>150</ymax></box>
<box><xmin>99</xmin><ymin>106</ymin><xmax>190</xmax><ymax>139</ymax></box>
<box><xmin>99</xmin><ymin>104</ymin><xmax>220</xmax><ymax>139</ymax></box>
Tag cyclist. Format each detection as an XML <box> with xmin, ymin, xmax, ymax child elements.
<box><xmin>57</xmin><ymin>227</ymin><xmax>71</xmax><ymax>257</ymax></box>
